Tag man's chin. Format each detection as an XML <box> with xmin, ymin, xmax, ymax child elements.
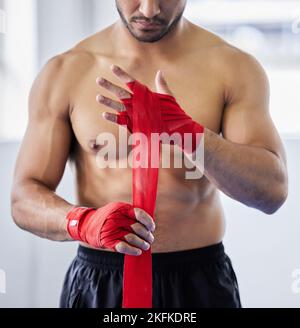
<box><xmin>129</xmin><ymin>28</ymin><xmax>167</xmax><ymax>43</ymax></box>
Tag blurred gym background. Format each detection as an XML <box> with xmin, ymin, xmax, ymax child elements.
<box><xmin>0</xmin><ymin>0</ymin><xmax>300</xmax><ymax>307</ymax></box>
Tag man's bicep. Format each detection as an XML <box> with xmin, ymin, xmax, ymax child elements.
<box><xmin>14</xmin><ymin>56</ymin><xmax>73</xmax><ymax>191</ymax></box>
<box><xmin>221</xmin><ymin>53</ymin><xmax>286</xmax><ymax>163</ymax></box>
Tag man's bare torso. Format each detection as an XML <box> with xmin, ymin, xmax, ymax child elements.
<box><xmin>64</xmin><ymin>20</ymin><xmax>231</xmax><ymax>252</ymax></box>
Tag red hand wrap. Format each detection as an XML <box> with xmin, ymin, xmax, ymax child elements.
<box><xmin>119</xmin><ymin>81</ymin><xmax>204</xmax><ymax>154</ymax></box>
<box><xmin>66</xmin><ymin>202</ymin><xmax>136</xmax><ymax>250</ymax></box>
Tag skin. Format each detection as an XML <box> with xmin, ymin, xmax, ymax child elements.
<box><xmin>11</xmin><ymin>0</ymin><xmax>288</xmax><ymax>256</ymax></box>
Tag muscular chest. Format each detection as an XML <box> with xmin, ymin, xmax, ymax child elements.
<box><xmin>70</xmin><ymin>61</ymin><xmax>224</xmax><ymax>154</ymax></box>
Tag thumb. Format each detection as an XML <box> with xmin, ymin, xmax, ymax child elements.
<box><xmin>155</xmin><ymin>70</ymin><xmax>173</xmax><ymax>96</ymax></box>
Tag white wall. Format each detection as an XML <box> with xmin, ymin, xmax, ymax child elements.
<box><xmin>36</xmin><ymin>0</ymin><xmax>93</xmax><ymax>67</ymax></box>
<box><xmin>36</xmin><ymin>0</ymin><xmax>118</xmax><ymax>67</ymax></box>
<box><xmin>0</xmin><ymin>142</ymin><xmax>77</xmax><ymax>308</ymax></box>
<box><xmin>0</xmin><ymin>0</ymin><xmax>37</xmax><ymax>140</ymax></box>
<box><xmin>0</xmin><ymin>140</ymin><xmax>299</xmax><ymax>308</ymax></box>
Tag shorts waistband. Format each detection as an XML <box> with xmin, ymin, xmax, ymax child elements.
<box><xmin>76</xmin><ymin>242</ymin><xmax>226</xmax><ymax>271</ymax></box>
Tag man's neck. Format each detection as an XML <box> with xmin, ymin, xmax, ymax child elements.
<box><xmin>111</xmin><ymin>17</ymin><xmax>191</xmax><ymax>61</ymax></box>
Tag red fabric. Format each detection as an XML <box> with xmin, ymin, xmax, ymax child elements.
<box><xmin>120</xmin><ymin>81</ymin><xmax>204</xmax><ymax>308</ymax></box>
<box><xmin>66</xmin><ymin>202</ymin><xmax>136</xmax><ymax>250</ymax></box>
<box><xmin>121</xmin><ymin>81</ymin><xmax>162</xmax><ymax>308</ymax></box>
<box><xmin>119</xmin><ymin>83</ymin><xmax>205</xmax><ymax>155</ymax></box>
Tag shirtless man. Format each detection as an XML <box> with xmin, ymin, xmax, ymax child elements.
<box><xmin>11</xmin><ymin>0</ymin><xmax>288</xmax><ymax>308</ymax></box>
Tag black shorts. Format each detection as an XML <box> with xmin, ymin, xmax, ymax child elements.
<box><xmin>59</xmin><ymin>242</ymin><xmax>242</xmax><ymax>308</ymax></box>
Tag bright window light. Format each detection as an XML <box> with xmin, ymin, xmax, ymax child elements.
<box><xmin>186</xmin><ymin>0</ymin><xmax>300</xmax><ymax>137</ymax></box>
<box><xmin>0</xmin><ymin>0</ymin><xmax>37</xmax><ymax>141</ymax></box>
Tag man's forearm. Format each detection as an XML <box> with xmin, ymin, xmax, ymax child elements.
<box><xmin>11</xmin><ymin>179</ymin><xmax>74</xmax><ymax>241</ymax></box>
<box><xmin>198</xmin><ymin>128</ymin><xmax>288</xmax><ymax>214</ymax></box>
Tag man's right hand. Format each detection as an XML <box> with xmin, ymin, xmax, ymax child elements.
<box><xmin>66</xmin><ymin>202</ymin><xmax>155</xmax><ymax>256</ymax></box>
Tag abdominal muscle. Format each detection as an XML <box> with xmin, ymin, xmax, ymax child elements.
<box><xmin>76</xmin><ymin>159</ymin><xmax>226</xmax><ymax>254</ymax></box>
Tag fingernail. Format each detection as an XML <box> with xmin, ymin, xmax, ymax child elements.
<box><xmin>144</xmin><ymin>242</ymin><xmax>150</xmax><ymax>250</ymax></box>
<box><xmin>137</xmin><ymin>250</ymin><xmax>142</xmax><ymax>256</ymax></box>
<box><xmin>149</xmin><ymin>234</ymin><xmax>154</xmax><ymax>243</ymax></box>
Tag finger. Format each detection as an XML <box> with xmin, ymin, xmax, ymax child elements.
<box><xmin>124</xmin><ymin>233</ymin><xmax>150</xmax><ymax>251</ymax></box>
<box><xmin>111</xmin><ymin>65</ymin><xmax>135</xmax><ymax>84</ymax></box>
<box><xmin>115</xmin><ymin>241</ymin><xmax>143</xmax><ymax>256</ymax></box>
<box><xmin>131</xmin><ymin>222</ymin><xmax>155</xmax><ymax>244</ymax></box>
<box><xmin>97</xmin><ymin>94</ymin><xmax>125</xmax><ymax>112</ymax></box>
<box><xmin>155</xmin><ymin>70</ymin><xmax>174</xmax><ymax>96</ymax></box>
<box><xmin>134</xmin><ymin>208</ymin><xmax>156</xmax><ymax>233</ymax></box>
<box><xmin>102</xmin><ymin>112</ymin><xmax>118</xmax><ymax>123</ymax></box>
<box><xmin>103</xmin><ymin>112</ymin><xmax>130</xmax><ymax>129</ymax></box>
<box><xmin>96</xmin><ymin>77</ymin><xmax>132</xmax><ymax>100</ymax></box>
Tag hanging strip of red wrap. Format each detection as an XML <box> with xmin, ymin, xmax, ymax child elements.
<box><xmin>122</xmin><ymin>81</ymin><xmax>162</xmax><ymax>308</ymax></box>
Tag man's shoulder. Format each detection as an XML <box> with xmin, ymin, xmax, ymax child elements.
<box><xmin>45</xmin><ymin>48</ymin><xmax>97</xmax><ymax>78</ymax></box>
<box><xmin>34</xmin><ymin>49</ymin><xmax>95</xmax><ymax>109</ymax></box>
<box><xmin>30</xmin><ymin>34</ymin><xmax>105</xmax><ymax>117</ymax></box>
